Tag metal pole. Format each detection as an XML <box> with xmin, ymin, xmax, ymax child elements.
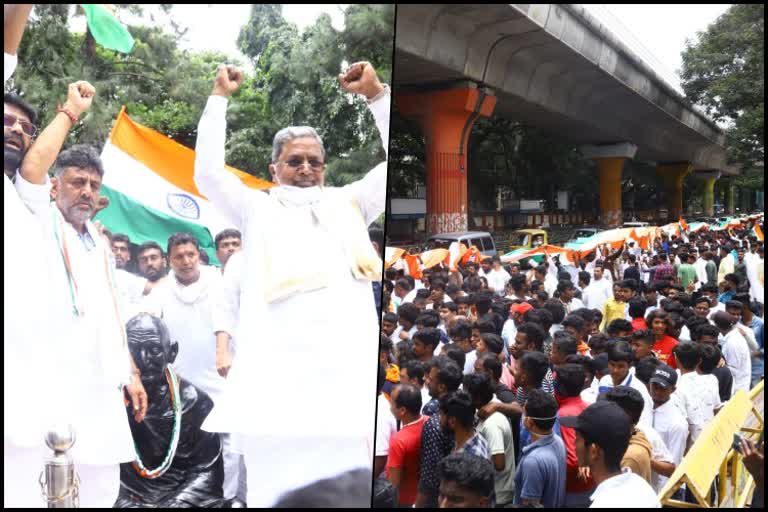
<box><xmin>40</xmin><ymin>425</ymin><xmax>79</xmax><ymax>508</ymax></box>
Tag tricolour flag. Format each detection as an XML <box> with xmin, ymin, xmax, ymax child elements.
<box><xmin>96</xmin><ymin>107</ymin><xmax>272</xmax><ymax>263</ymax></box>
<box><xmin>81</xmin><ymin>4</ymin><xmax>135</xmax><ymax>53</ymax></box>
<box><xmin>754</xmin><ymin>224</ymin><xmax>764</xmax><ymax>241</ymax></box>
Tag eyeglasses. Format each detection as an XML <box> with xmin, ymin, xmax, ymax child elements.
<box><xmin>278</xmin><ymin>158</ymin><xmax>325</xmax><ymax>171</ymax></box>
<box><xmin>4</xmin><ymin>112</ymin><xmax>37</xmax><ymax>137</ymax></box>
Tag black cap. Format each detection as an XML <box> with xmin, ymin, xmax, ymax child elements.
<box><xmin>649</xmin><ymin>364</ymin><xmax>677</xmax><ymax>388</ymax></box>
<box><xmin>560</xmin><ymin>401</ymin><xmax>632</xmax><ymax>452</ymax></box>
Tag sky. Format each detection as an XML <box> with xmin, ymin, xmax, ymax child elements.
<box><xmin>65</xmin><ymin>4</ymin><xmax>731</xmax><ymax>91</ymax></box>
<box><xmin>583</xmin><ymin>4</ymin><xmax>732</xmax><ymax>93</ymax></box>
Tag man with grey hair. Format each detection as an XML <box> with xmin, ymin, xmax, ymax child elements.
<box><xmin>12</xmin><ymin>78</ymin><xmax>148</xmax><ymax>505</ymax></box>
<box><xmin>194</xmin><ymin>61</ymin><xmax>389</xmax><ymax>506</ymax></box>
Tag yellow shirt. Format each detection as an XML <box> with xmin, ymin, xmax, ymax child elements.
<box><xmin>601</xmin><ymin>297</ymin><xmax>627</xmax><ymax>331</ymax></box>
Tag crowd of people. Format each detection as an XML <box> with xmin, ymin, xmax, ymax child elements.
<box><xmin>375</xmin><ymin>223</ymin><xmax>764</xmax><ymax>508</ymax></box>
<box><xmin>5</xmin><ymin>5</ymin><xmax>389</xmax><ymax>507</ymax></box>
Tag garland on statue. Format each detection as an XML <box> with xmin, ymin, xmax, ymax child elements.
<box><xmin>131</xmin><ymin>367</ymin><xmax>182</xmax><ymax>479</ymax></box>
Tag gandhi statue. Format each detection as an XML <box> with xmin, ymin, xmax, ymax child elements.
<box><xmin>114</xmin><ymin>313</ymin><xmax>224</xmax><ymax>508</ymax></box>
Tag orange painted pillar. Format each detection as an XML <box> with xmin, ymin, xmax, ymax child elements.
<box><xmin>595</xmin><ymin>158</ymin><xmax>625</xmax><ymax>227</ymax></box>
<box><xmin>397</xmin><ymin>86</ymin><xmax>496</xmax><ymax>235</ymax></box>
<box><xmin>657</xmin><ymin>162</ymin><xmax>692</xmax><ymax>221</ymax></box>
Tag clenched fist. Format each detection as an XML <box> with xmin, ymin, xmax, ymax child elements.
<box><xmin>213</xmin><ymin>64</ymin><xmax>244</xmax><ymax>98</ymax></box>
<box><xmin>64</xmin><ymin>81</ymin><xmax>96</xmax><ymax>117</ymax></box>
<box><xmin>338</xmin><ymin>61</ymin><xmax>384</xmax><ymax>100</ymax></box>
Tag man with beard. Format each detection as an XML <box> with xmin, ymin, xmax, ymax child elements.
<box><xmin>137</xmin><ymin>241</ymin><xmax>169</xmax><ymax>290</ymax></box>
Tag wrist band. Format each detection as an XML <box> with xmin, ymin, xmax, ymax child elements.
<box><xmin>367</xmin><ymin>84</ymin><xmax>390</xmax><ymax>105</ymax></box>
<box><xmin>57</xmin><ymin>104</ymin><xmax>79</xmax><ymax>124</ymax></box>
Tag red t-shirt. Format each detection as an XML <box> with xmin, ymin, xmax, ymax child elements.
<box><xmin>557</xmin><ymin>395</ymin><xmax>596</xmax><ymax>494</ymax></box>
<box><xmin>631</xmin><ymin>318</ymin><xmax>648</xmax><ymax>332</ymax></box>
<box><xmin>652</xmin><ymin>336</ymin><xmax>678</xmax><ymax>369</ymax></box>
<box><xmin>386</xmin><ymin>415</ymin><xmax>428</xmax><ymax>505</ymax></box>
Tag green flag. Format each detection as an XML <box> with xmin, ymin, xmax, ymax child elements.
<box><xmin>80</xmin><ymin>4</ymin><xmax>134</xmax><ymax>54</ymax></box>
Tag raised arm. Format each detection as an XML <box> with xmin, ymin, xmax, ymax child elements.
<box><xmin>194</xmin><ymin>65</ymin><xmax>254</xmax><ymax>229</ymax></box>
<box><xmin>338</xmin><ymin>61</ymin><xmax>391</xmax><ymax>224</ymax></box>
<box><xmin>20</xmin><ymin>81</ymin><xmax>95</xmax><ymax>185</ymax></box>
<box><xmin>4</xmin><ymin>4</ymin><xmax>33</xmax><ymax>81</ymax></box>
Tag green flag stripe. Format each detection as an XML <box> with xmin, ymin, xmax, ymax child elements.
<box><xmin>96</xmin><ymin>184</ymin><xmax>220</xmax><ymax>265</ymax></box>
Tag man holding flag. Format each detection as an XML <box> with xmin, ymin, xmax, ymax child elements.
<box><xmin>194</xmin><ymin>61</ymin><xmax>389</xmax><ymax>506</ymax></box>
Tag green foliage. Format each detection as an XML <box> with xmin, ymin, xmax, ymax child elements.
<box><xmin>6</xmin><ymin>4</ymin><xmax>393</xmax><ymax>184</ymax></box>
<box><xmin>680</xmin><ymin>4</ymin><xmax>764</xmax><ymax>171</ymax></box>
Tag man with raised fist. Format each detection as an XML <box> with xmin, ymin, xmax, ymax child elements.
<box><xmin>195</xmin><ymin>61</ymin><xmax>390</xmax><ymax>506</ymax></box>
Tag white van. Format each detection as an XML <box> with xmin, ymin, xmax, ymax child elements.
<box><xmin>427</xmin><ymin>231</ymin><xmax>497</xmax><ymax>258</ymax></box>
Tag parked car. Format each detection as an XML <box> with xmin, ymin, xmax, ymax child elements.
<box><xmin>568</xmin><ymin>227</ymin><xmax>602</xmax><ymax>242</ymax></box>
<box><xmin>622</xmin><ymin>221</ymin><xmax>650</xmax><ymax>228</ymax></box>
<box><xmin>500</xmin><ymin>229</ymin><xmax>548</xmax><ymax>266</ymax></box>
<box><xmin>428</xmin><ymin>231</ymin><xmax>497</xmax><ymax>258</ymax></box>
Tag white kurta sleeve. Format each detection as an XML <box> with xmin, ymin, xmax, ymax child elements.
<box><xmin>5</xmin><ymin>53</ymin><xmax>18</xmax><ymax>83</ymax></box>
<box><xmin>14</xmin><ymin>172</ymin><xmax>52</xmax><ymax>218</ymax></box>
<box><xmin>211</xmin><ymin>254</ymin><xmax>242</xmax><ymax>336</ymax></box>
<box><xmin>194</xmin><ymin>95</ymin><xmax>257</xmax><ymax>229</ymax></box>
<box><xmin>340</xmin><ymin>89</ymin><xmax>391</xmax><ymax>225</ymax></box>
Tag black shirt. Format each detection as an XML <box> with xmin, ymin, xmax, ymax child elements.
<box><xmin>712</xmin><ymin>366</ymin><xmax>734</xmax><ymax>403</ymax></box>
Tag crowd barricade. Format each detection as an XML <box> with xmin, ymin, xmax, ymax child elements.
<box><xmin>658</xmin><ymin>380</ymin><xmax>764</xmax><ymax>508</ymax></box>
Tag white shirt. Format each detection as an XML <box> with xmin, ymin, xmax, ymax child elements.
<box><xmin>486</xmin><ymin>267</ymin><xmax>511</xmax><ymax>295</ymax></box>
<box><xmin>652</xmin><ymin>399</ymin><xmax>688</xmax><ymax>490</ymax></box>
<box><xmin>589</xmin><ymin>468</ymin><xmax>660</xmax><ymax>508</ymax></box>
<box><xmin>374</xmin><ymin>393</ymin><xmax>397</xmax><ymax>466</ymax></box>
<box><xmin>672</xmin><ymin>372</ymin><xmax>707</xmax><ymax>445</ymax></box>
<box><xmin>115</xmin><ymin>268</ymin><xmax>148</xmax><ymax>321</ymax></box>
<box><xmin>143</xmin><ymin>266</ymin><xmax>227</xmax><ymax>404</ymax></box>
<box><xmin>464</xmin><ymin>350</ymin><xmax>478</xmax><ymax>375</ymax></box>
<box><xmin>195</xmin><ymin>89</ymin><xmax>389</xmax><ymax>446</ymax></box>
<box><xmin>598</xmin><ymin>368</ymin><xmax>654</xmax><ymax>427</ymax></box>
<box><xmin>582</xmin><ymin>279</ymin><xmax>612</xmax><ymax>310</ymax></box>
<box><xmin>501</xmin><ymin>319</ymin><xmax>517</xmax><ymax>347</ymax></box>
<box><xmin>636</xmin><ymin>424</ymin><xmax>675</xmax><ymax>493</ymax></box>
<box><xmin>721</xmin><ymin>328</ymin><xmax>752</xmax><ymax>395</ymax></box>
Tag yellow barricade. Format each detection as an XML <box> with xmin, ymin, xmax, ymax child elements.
<box><xmin>658</xmin><ymin>380</ymin><xmax>764</xmax><ymax>508</ymax></box>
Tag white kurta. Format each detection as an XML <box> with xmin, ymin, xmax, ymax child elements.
<box><xmin>142</xmin><ymin>265</ymin><xmax>227</xmax><ymax>404</ymax></box>
<box><xmin>194</xmin><ymin>90</ymin><xmax>389</xmax><ymax>505</ymax></box>
<box><xmin>14</xmin><ymin>175</ymin><xmax>135</xmax><ymax>466</ymax></box>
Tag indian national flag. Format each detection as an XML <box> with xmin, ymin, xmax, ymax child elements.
<box><xmin>754</xmin><ymin>224</ymin><xmax>764</xmax><ymax>241</ymax></box>
<box><xmin>95</xmin><ymin>107</ymin><xmax>272</xmax><ymax>263</ymax></box>
<box><xmin>80</xmin><ymin>4</ymin><xmax>135</xmax><ymax>53</ymax></box>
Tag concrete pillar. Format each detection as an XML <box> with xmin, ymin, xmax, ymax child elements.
<box><xmin>695</xmin><ymin>170</ymin><xmax>721</xmax><ymax>216</ymax></box>
<box><xmin>397</xmin><ymin>84</ymin><xmax>496</xmax><ymax>235</ymax></box>
<box><xmin>725</xmin><ymin>178</ymin><xmax>736</xmax><ymax>215</ymax></box>
<box><xmin>656</xmin><ymin>162</ymin><xmax>692</xmax><ymax>221</ymax></box>
<box><xmin>581</xmin><ymin>143</ymin><xmax>637</xmax><ymax>227</ymax></box>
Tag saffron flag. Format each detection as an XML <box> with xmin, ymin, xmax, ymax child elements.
<box><xmin>95</xmin><ymin>107</ymin><xmax>272</xmax><ymax>264</ymax></box>
<box><xmin>80</xmin><ymin>4</ymin><xmax>135</xmax><ymax>53</ymax></box>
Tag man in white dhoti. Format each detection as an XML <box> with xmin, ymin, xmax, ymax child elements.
<box><xmin>10</xmin><ymin>93</ymin><xmax>148</xmax><ymax>507</ymax></box>
<box><xmin>194</xmin><ymin>61</ymin><xmax>389</xmax><ymax>506</ymax></box>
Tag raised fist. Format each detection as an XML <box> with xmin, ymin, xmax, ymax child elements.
<box><xmin>338</xmin><ymin>61</ymin><xmax>384</xmax><ymax>100</ymax></box>
<box><xmin>213</xmin><ymin>64</ymin><xmax>244</xmax><ymax>98</ymax></box>
<box><xmin>65</xmin><ymin>81</ymin><xmax>96</xmax><ymax>117</ymax></box>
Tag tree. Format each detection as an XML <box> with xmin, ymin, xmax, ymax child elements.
<box><xmin>680</xmin><ymin>4</ymin><xmax>764</xmax><ymax>170</ymax></box>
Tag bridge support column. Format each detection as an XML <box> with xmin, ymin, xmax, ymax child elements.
<box><xmin>397</xmin><ymin>84</ymin><xmax>496</xmax><ymax>235</ymax></box>
<box><xmin>657</xmin><ymin>162</ymin><xmax>692</xmax><ymax>221</ymax></box>
<box><xmin>725</xmin><ymin>178</ymin><xmax>736</xmax><ymax>215</ymax></box>
<box><xmin>581</xmin><ymin>143</ymin><xmax>637</xmax><ymax>227</ymax></box>
<box><xmin>696</xmin><ymin>170</ymin><xmax>721</xmax><ymax>217</ymax></box>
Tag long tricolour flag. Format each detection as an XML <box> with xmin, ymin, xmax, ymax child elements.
<box><xmin>95</xmin><ymin>107</ymin><xmax>273</xmax><ymax>263</ymax></box>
